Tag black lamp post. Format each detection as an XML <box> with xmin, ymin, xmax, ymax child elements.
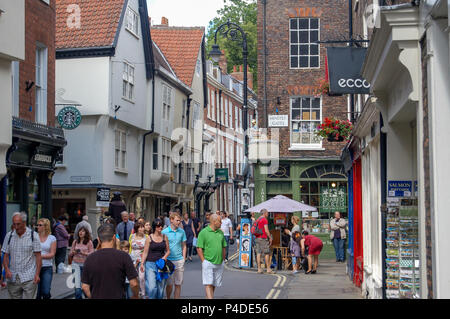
<box><xmin>209</xmin><ymin>20</ymin><xmax>249</xmax><ymax>188</ymax></box>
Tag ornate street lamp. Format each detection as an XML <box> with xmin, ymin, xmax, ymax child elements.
<box><xmin>209</xmin><ymin>20</ymin><xmax>249</xmax><ymax>187</ymax></box>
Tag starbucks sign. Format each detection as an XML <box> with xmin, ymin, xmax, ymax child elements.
<box><xmin>57</xmin><ymin>106</ymin><xmax>82</xmax><ymax>130</ymax></box>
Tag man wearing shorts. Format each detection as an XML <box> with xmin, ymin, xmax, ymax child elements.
<box><xmin>162</xmin><ymin>211</ymin><xmax>186</xmax><ymax>299</ymax></box>
<box><xmin>254</xmin><ymin>209</ymin><xmax>274</xmax><ymax>274</ymax></box>
<box><xmin>196</xmin><ymin>213</ymin><xmax>227</xmax><ymax>299</ymax></box>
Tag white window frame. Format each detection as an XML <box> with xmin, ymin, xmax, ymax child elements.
<box><xmin>224</xmin><ymin>98</ymin><xmax>228</xmax><ymax>127</ymax></box>
<box><xmin>125</xmin><ymin>6</ymin><xmax>139</xmax><ymax>38</ymax></box>
<box><xmin>192</xmin><ymin>100</ymin><xmax>201</xmax><ymax>129</ymax></box>
<box><xmin>211</xmin><ymin>89</ymin><xmax>215</xmax><ymax>121</ymax></box>
<box><xmin>289</xmin><ymin>96</ymin><xmax>323</xmax><ymax>150</ymax></box>
<box><xmin>162</xmin><ymin>83</ymin><xmax>172</xmax><ymax>121</ymax></box>
<box><xmin>289</xmin><ymin>18</ymin><xmax>320</xmax><ymax>69</ymax></box>
<box><xmin>122</xmin><ymin>61</ymin><xmax>135</xmax><ymax>102</ymax></box>
<box><xmin>207</xmin><ymin>88</ymin><xmax>211</xmax><ymax>119</ymax></box>
<box><xmin>35</xmin><ymin>43</ymin><xmax>48</xmax><ymax>125</ymax></box>
<box><xmin>152</xmin><ymin>137</ymin><xmax>158</xmax><ymax>170</ymax></box>
<box><xmin>11</xmin><ymin>61</ymin><xmax>19</xmax><ymax>117</ymax></box>
<box><xmin>229</xmin><ymin>102</ymin><xmax>233</xmax><ymax>129</ymax></box>
<box><xmin>161</xmin><ymin>138</ymin><xmax>171</xmax><ymax>174</ymax></box>
<box><xmin>115</xmin><ymin>129</ymin><xmax>127</xmax><ymax>172</ymax></box>
<box><xmin>235</xmin><ymin>105</ymin><xmax>238</xmax><ymax>130</ymax></box>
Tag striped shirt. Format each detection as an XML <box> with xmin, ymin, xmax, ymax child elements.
<box><xmin>1</xmin><ymin>228</ymin><xmax>41</xmax><ymax>283</ymax></box>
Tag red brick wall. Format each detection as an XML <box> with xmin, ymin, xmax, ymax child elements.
<box><xmin>19</xmin><ymin>0</ymin><xmax>55</xmax><ymax>127</ymax></box>
<box><xmin>257</xmin><ymin>0</ymin><xmax>350</xmax><ymax>158</ymax></box>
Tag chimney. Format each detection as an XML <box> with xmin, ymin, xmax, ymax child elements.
<box><xmin>230</xmin><ymin>65</ymin><xmax>253</xmax><ymax>90</ymax></box>
<box><xmin>218</xmin><ymin>50</ymin><xmax>227</xmax><ymax>72</ymax></box>
<box><xmin>161</xmin><ymin>17</ymin><xmax>169</xmax><ymax>26</ymax></box>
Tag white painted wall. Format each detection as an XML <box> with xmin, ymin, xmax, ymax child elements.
<box><xmin>55</xmin><ymin>57</ymin><xmax>110</xmax><ymax>115</ymax></box>
<box><xmin>110</xmin><ymin>0</ymin><xmax>149</xmax><ymax>130</ymax></box>
<box><xmin>0</xmin><ymin>0</ymin><xmax>25</xmax><ymax>61</ymax></box>
<box><xmin>427</xmin><ymin>16</ymin><xmax>450</xmax><ymax>298</ymax></box>
<box><xmin>0</xmin><ymin>0</ymin><xmax>24</xmax><ymax>179</ymax></box>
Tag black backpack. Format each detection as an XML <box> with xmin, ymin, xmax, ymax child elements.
<box><xmin>6</xmin><ymin>228</ymin><xmax>35</xmax><ymax>247</ymax></box>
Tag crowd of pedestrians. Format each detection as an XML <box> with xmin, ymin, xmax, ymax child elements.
<box><xmin>0</xmin><ymin>204</ymin><xmax>233</xmax><ymax>299</ymax></box>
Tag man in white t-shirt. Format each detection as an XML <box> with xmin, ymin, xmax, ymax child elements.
<box><xmin>220</xmin><ymin>211</ymin><xmax>233</xmax><ymax>262</ymax></box>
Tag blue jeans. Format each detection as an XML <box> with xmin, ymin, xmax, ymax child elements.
<box><xmin>72</xmin><ymin>263</ymin><xmax>85</xmax><ymax>299</ymax></box>
<box><xmin>37</xmin><ymin>266</ymin><xmax>53</xmax><ymax>299</ymax></box>
<box><xmin>224</xmin><ymin>236</ymin><xmax>230</xmax><ymax>259</ymax></box>
<box><xmin>124</xmin><ymin>282</ymin><xmax>133</xmax><ymax>299</ymax></box>
<box><xmin>333</xmin><ymin>238</ymin><xmax>346</xmax><ymax>261</ymax></box>
<box><xmin>145</xmin><ymin>261</ymin><xmax>167</xmax><ymax>299</ymax></box>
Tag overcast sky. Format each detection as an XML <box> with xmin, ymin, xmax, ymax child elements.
<box><xmin>147</xmin><ymin>0</ymin><xmax>226</xmax><ymax>31</ymax></box>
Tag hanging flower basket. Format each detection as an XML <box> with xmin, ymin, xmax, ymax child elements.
<box><xmin>327</xmin><ymin>133</ymin><xmax>344</xmax><ymax>142</ymax></box>
<box><xmin>315</xmin><ymin>117</ymin><xmax>353</xmax><ymax>142</ymax></box>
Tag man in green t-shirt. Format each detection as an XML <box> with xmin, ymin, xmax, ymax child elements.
<box><xmin>196</xmin><ymin>213</ymin><xmax>227</xmax><ymax>299</ymax></box>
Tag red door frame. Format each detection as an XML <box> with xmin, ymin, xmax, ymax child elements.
<box><xmin>353</xmin><ymin>159</ymin><xmax>364</xmax><ymax>287</ymax></box>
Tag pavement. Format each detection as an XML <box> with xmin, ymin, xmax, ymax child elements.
<box><xmin>0</xmin><ymin>272</ymin><xmax>74</xmax><ymax>299</ymax></box>
<box><xmin>229</xmin><ymin>254</ymin><xmax>362</xmax><ymax>299</ymax></box>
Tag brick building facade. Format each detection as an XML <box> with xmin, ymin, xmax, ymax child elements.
<box><xmin>254</xmin><ymin>0</ymin><xmax>351</xmax><ymax>249</ymax></box>
<box><xmin>19</xmin><ymin>0</ymin><xmax>56</xmax><ymax>126</ymax></box>
<box><xmin>203</xmin><ymin>58</ymin><xmax>257</xmax><ymax>217</ymax></box>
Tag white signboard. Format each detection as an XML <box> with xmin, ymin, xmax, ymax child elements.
<box><xmin>268</xmin><ymin>115</ymin><xmax>288</xmax><ymax>127</ymax></box>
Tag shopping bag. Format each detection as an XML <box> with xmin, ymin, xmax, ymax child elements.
<box><xmin>193</xmin><ymin>237</ymin><xmax>198</xmax><ymax>247</ymax></box>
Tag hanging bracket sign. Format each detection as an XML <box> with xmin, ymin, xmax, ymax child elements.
<box><xmin>327</xmin><ymin>47</ymin><xmax>371</xmax><ymax>94</ymax></box>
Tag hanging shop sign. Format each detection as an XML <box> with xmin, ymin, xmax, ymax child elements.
<box><xmin>268</xmin><ymin>115</ymin><xmax>289</xmax><ymax>127</ymax></box>
<box><xmin>215</xmin><ymin>168</ymin><xmax>229</xmax><ymax>183</ymax></box>
<box><xmin>57</xmin><ymin>106</ymin><xmax>82</xmax><ymax>130</ymax></box>
<box><xmin>388</xmin><ymin>181</ymin><xmax>412</xmax><ymax>197</ymax></box>
<box><xmin>238</xmin><ymin>217</ymin><xmax>252</xmax><ymax>269</ymax></box>
<box><xmin>327</xmin><ymin>47</ymin><xmax>371</xmax><ymax>94</ymax></box>
<box><xmin>96</xmin><ymin>188</ymin><xmax>110</xmax><ymax>207</ymax></box>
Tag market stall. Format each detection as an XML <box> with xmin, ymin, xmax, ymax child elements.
<box><xmin>242</xmin><ymin>195</ymin><xmax>317</xmax><ymax>270</ymax></box>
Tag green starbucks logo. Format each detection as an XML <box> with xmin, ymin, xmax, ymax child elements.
<box><xmin>57</xmin><ymin>106</ymin><xmax>81</xmax><ymax>130</ymax></box>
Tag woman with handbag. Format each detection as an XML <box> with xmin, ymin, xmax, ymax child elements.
<box><xmin>140</xmin><ymin>219</ymin><xmax>170</xmax><ymax>299</ymax></box>
<box><xmin>69</xmin><ymin>226</ymin><xmax>94</xmax><ymax>299</ymax></box>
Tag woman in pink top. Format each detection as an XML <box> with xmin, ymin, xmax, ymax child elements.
<box><xmin>69</xmin><ymin>227</ymin><xmax>94</xmax><ymax>299</ymax></box>
<box><xmin>300</xmin><ymin>230</ymin><xmax>323</xmax><ymax>274</ymax></box>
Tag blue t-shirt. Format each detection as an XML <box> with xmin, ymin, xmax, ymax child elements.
<box><xmin>161</xmin><ymin>226</ymin><xmax>187</xmax><ymax>261</ymax></box>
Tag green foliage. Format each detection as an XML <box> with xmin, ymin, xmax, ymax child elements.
<box><xmin>206</xmin><ymin>0</ymin><xmax>257</xmax><ymax>91</ymax></box>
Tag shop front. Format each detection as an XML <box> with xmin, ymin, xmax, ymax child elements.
<box><xmin>1</xmin><ymin>117</ymin><xmax>66</xmax><ymax>238</ymax></box>
<box><xmin>254</xmin><ymin>160</ymin><xmax>348</xmax><ymax>259</ymax></box>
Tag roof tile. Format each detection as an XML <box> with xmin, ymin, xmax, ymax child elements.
<box><xmin>56</xmin><ymin>0</ymin><xmax>125</xmax><ymax>50</ymax></box>
<box><xmin>151</xmin><ymin>26</ymin><xmax>205</xmax><ymax>87</ymax></box>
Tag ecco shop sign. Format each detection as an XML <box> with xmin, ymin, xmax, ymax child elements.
<box><xmin>327</xmin><ymin>47</ymin><xmax>371</xmax><ymax>95</ymax></box>
<box><xmin>338</xmin><ymin>78</ymin><xmax>370</xmax><ymax>89</ymax></box>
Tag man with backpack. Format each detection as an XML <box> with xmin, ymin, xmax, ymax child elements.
<box><xmin>1</xmin><ymin>212</ymin><xmax>42</xmax><ymax>299</ymax></box>
<box><xmin>251</xmin><ymin>209</ymin><xmax>274</xmax><ymax>274</ymax></box>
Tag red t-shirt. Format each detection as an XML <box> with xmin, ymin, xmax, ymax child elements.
<box><xmin>255</xmin><ymin>217</ymin><xmax>268</xmax><ymax>239</ymax></box>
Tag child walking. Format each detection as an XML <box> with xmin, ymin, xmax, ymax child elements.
<box><xmin>290</xmin><ymin>231</ymin><xmax>302</xmax><ymax>274</ymax></box>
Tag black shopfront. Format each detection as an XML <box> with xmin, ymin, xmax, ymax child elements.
<box><xmin>1</xmin><ymin>117</ymin><xmax>66</xmax><ymax>241</ymax></box>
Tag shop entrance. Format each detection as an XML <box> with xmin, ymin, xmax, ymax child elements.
<box><xmin>53</xmin><ymin>199</ymin><xmax>86</xmax><ymax>233</ymax></box>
